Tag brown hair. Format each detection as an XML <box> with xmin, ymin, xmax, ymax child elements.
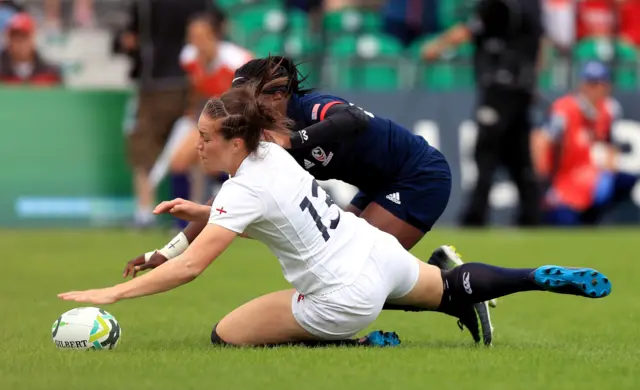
<box><xmin>201</xmin><ymin>77</ymin><xmax>293</xmax><ymax>154</ymax></box>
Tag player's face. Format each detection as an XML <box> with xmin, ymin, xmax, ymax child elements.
<box><xmin>187</xmin><ymin>21</ymin><xmax>217</xmax><ymax>57</ymax></box>
<box><xmin>583</xmin><ymin>81</ymin><xmax>610</xmax><ymax>103</ymax></box>
<box><xmin>196</xmin><ymin>114</ymin><xmax>234</xmax><ymax>174</ymax></box>
<box><xmin>260</xmin><ymin>92</ymin><xmax>288</xmax><ymax>116</ymax></box>
<box><xmin>7</xmin><ymin>31</ymin><xmax>34</xmax><ymax>61</ymax></box>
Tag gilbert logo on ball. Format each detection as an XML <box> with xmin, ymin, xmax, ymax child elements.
<box><xmin>52</xmin><ymin>307</ymin><xmax>122</xmax><ymax>350</ymax></box>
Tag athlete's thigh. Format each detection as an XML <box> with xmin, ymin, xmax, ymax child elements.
<box><xmin>361</xmin><ymin>154</ymin><xmax>452</xmax><ymax>249</ymax></box>
<box><xmin>369</xmin><ymin>231</ymin><xmax>440</xmax><ymax>309</ymax></box>
<box><xmin>347</xmin><ymin>191</ymin><xmax>371</xmax><ymax>217</ymax></box>
<box><xmin>360</xmin><ymin>203</ymin><xmax>424</xmax><ymax>250</ymax></box>
<box><xmin>386</xmin><ymin>260</ymin><xmax>443</xmax><ymax>310</ymax></box>
<box><xmin>344</xmin><ymin>203</ymin><xmax>362</xmax><ymax>216</ymax></box>
<box><xmin>216</xmin><ymin>289</ymin><xmax>316</xmax><ymax>346</ymax></box>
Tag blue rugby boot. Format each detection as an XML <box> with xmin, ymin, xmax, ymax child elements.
<box><xmin>358</xmin><ymin>330</ymin><xmax>401</xmax><ymax>347</ymax></box>
<box><xmin>532</xmin><ymin>266</ymin><xmax>611</xmax><ymax>298</ymax></box>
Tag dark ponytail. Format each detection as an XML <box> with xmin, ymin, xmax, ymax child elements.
<box><xmin>202</xmin><ymin>76</ymin><xmax>293</xmax><ymax>154</ymax></box>
<box><xmin>231</xmin><ymin>55</ymin><xmax>313</xmax><ymax>96</ymax></box>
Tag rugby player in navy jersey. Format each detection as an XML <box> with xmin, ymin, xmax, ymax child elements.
<box><xmin>124</xmin><ymin>56</ymin><xmax>495</xmax><ymax>345</ymax></box>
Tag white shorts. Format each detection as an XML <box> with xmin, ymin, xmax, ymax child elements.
<box><xmin>291</xmin><ymin>232</ymin><xmax>420</xmax><ymax>340</ymax></box>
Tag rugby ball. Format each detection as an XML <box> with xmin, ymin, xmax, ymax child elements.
<box><xmin>52</xmin><ymin>307</ymin><xmax>122</xmax><ymax>350</ymax></box>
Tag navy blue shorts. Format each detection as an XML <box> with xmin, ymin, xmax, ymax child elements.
<box><xmin>350</xmin><ymin>147</ymin><xmax>452</xmax><ymax>233</ymax></box>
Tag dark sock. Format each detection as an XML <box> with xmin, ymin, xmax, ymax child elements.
<box><xmin>439</xmin><ymin>263</ymin><xmax>542</xmax><ymax>309</ymax></box>
<box><xmin>171</xmin><ymin>173</ymin><xmax>190</xmax><ymax>230</ymax></box>
<box><xmin>382</xmin><ymin>303</ymin><xmax>430</xmax><ymax>312</ymax></box>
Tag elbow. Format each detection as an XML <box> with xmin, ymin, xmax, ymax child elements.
<box><xmin>183</xmin><ymin>259</ymin><xmax>206</xmax><ymax>280</ymax></box>
<box><xmin>343</xmin><ymin>105</ymin><xmax>370</xmax><ymax>134</ymax></box>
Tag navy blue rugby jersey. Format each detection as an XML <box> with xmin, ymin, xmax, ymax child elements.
<box><xmin>286</xmin><ymin>92</ymin><xmax>434</xmax><ymax>193</ymax></box>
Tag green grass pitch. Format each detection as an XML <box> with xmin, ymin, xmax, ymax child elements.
<box><xmin>1</xmin><ymin>228</ymin><xmax>638</xmax><ymax>390</ymax></box>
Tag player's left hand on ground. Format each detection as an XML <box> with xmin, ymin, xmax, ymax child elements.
<box><xmin>58</xmin><ymin>288</ymin><xmax>119</xmax><ymax>305</ymax></box>
<box><xmin>154</xmin><ymin>198</ymin><xmax>210</xmax><ymax>222</ymax></box>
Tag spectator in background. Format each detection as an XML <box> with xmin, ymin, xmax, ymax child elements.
<box><xmin>0</xmin><ymin>13</ymin><xmax>62</xmax><ymax>85</ymax></box>
<box><xmin>423</xmin><ymin>0</ymin><xmax>543</xmax><ymax>227</ymax></box>
<box><xmin>532</xmin><ymin>61</ymin><xmax>637</xmax><ymax>226</ymax></box>
<box><xmin>542</xmin><ymin>0</ymin><xmax>576</xmax><ymax>52</ymax></box>
<box><xmin>0</xmin><ymin>0</ymin><xmax>22</xmax><ymax>46</ymax></box>
<box><xmin>575</xmin><ymin>0</ymin><xmax>640</xmax><ymax>45</ymax></box>
<box><xmin>147</xmin><ymin>11</ymin><xmax>253</xmax><ymax>229</ymax></box>
<box><xmin>44</xmin><ymin>0</ymin><xmax>94</xmax><ymax>30</ymax></box>
<box><xmin>619</xmin><ymin>0</ymin><xmax>640</xmax><ymax>46</ymax></box>
<box><xmin>381</xmin><ymin>0</ymin><xmax>440</xmax><ymax>46</ymax></box>
<box><xmin>120</xmin><ymin>0</ymin><xmax>211</xmax><ymax>228</ymax></box>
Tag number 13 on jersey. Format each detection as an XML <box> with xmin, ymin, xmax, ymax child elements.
<box><xmin>299</xmin><ymin>180</ymin><xmax>340</xmax><ymax>241</ymax></box>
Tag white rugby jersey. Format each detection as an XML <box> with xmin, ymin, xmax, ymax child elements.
<box><xmin>209</xmin><ymin>142</ymin><xmax>376</xmax><ymax>294</ymax></box>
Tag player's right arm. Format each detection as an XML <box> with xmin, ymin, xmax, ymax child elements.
<box><xmin>288</xmin><ymin>99</ymin><xmax>371</xmax><ymax>149</ymax></box>
<box><xmin>122</xmin><ymin>197</ymin><xmax>214</xmax><ymax>278</ymax></box>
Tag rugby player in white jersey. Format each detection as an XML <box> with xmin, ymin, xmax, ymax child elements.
<box><xmin>59</xmin><ymin>78</ymin><xmax>612</xmax><ymax>347</ymax></box>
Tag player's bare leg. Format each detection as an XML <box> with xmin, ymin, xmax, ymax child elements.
<box><xmin>343</xmin><ymin>204</ymin><xmax>362</xmax><ymax>217</ymax></box>
<box><xmin>356</xmin><ymin>202</ymin><xmax>494</xmax><ymax>344</ymax></box>
<box><xmin>214</xmin><ymin>290</ymin><xmax>316</xmax><ymax>346</ymax></box>
<box><xmin>213</xmin><ymin>289</ymin><xmax>399</xmax><ymax>348</ymax></box>
<box><xmin>359</xmin><ymin>202</ymin><xmax>424</xmax><ymax>250</ymax></box>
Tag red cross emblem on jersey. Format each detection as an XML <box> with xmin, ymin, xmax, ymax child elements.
<box><xmin>215</xmin><ymin>207</ymin><xmax>227</xmax><ymax>215</ymax></box>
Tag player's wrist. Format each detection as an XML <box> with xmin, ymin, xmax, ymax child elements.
<box><xmin>156</xmin><ymin>231</ymin><xmax>190</xmax><ymax>260</ymax></box>
<box><xmin>108</xmin><ymin>285</ymin><xmax>126</xmax><ymax>301</ymax></box>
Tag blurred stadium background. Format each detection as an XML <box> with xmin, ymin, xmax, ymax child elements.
<box><xmin>2</xmin><ymin>3</ymin><xmax>639</xmax><ymax>389</ymax></box>
<box><xmin>0</xmin><ymin>0</ymin><xmax>639</xmax><ymax>228</ymax></box>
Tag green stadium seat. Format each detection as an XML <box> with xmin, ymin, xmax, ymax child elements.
<box><xmin>253</xmin><ymin>32</ymin><xmax>320</xmax><ymax>86</ymax></box>
<box><xmin>538</xmin><ymin>44</ymin><xmax>566</xmax><ymax>91</ymax></box>
<box><xmin>326</xmin><ymin>33</ymin><xmax>404</xmax><ymax>90</ymax></box>
<box><xmin>438</xmin><ymin>0</ymin><xmax>469</xmax><ymax>29</ymax></box>
<box><xmin>229</xmin><ymin>5</ymin><xmax>287</xmax><ymax>46</ymax></box>
<box><xmin>573</xmin><ymin>37</ymin><xmax>639</xmax><ymax>90</ymax></box>
<box><xmin>323</xmin><ymin>9</ymin><xmax>381</xmax><ymax>43</ymax></box>
<box><xmin>253</xmin><ymin>32</ymin><xmax>319</xmax><ymax>59</ymax></box>
<box><xmin>214</xmin><ymin>0</ymin><xmax>280</xmax><ymax>13</ymax></box>
<box><xmin>287</xmin><ymin>8</ymin><xmax>309</xmax><ymax>32</ymax></box>
<box><xmin>407</xmin><ymin>35</ymin><xmax>474</xmax><ymax>91</ymax></box>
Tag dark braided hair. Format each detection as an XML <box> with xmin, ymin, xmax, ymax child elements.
<box><xmin>201</xmin><ymin>73</ymin><xmax>293</xmax><ymax>154</ymax></box>
<box><xmin>231</xmin><ymin>56</ymin><xmax>313</xmax><ymax>96</ymax></box>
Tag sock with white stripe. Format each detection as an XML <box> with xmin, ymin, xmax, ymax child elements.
<box><xmin>438</xmin><ymin>263</ymin><xmax>541</xmax><ymax>307</ymax></box>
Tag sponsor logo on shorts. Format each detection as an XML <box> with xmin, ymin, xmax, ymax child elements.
<box><xmin>463</xmin><ymin>272</ymin><xmax>472</xmax><ymax>294</ymax></box>
<box><xmin>385</xmin><ymin>192</ymin><xmax>401</xmax><ymax>205</ymax></box>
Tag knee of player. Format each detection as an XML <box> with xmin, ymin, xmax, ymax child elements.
<box><xmin>210</xmin><ymin>322</ymin><xmax>234</xmax><ymax>346</ymax></box>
